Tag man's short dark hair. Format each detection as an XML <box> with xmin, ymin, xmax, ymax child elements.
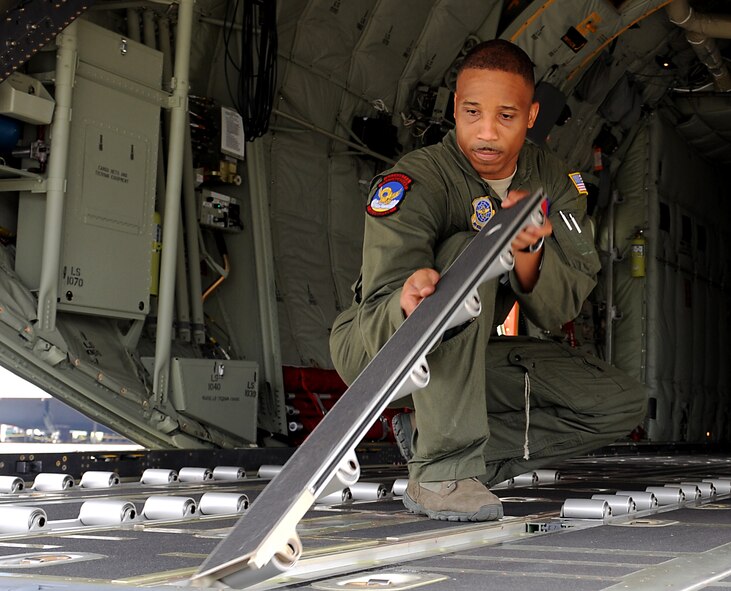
<box><xmin>458</xmin><ymin>39</ymin><xmax>535</xmax><ymax>89</ymax></box>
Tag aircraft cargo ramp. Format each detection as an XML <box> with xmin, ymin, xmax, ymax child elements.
<box><xmin>0</xmin><ymin>449</ymin><xmax>730</xmax><ymax>591</ymax></box>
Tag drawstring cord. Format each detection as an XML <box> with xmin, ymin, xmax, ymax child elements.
<box><xmin>523</xmin><ymin>371</ymin><xmax>531</xmax><ymax>460</ymax></box>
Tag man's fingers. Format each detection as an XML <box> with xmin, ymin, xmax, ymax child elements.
<box><xmin>412</xmin><ymin>268</ymin><xmax>440</xmax><ymax>296</ymax></box>
<box><xmin>501</xmin><ymin>189</ymin><xmax>529</xmax><ymax>208</ymax></box>
<box><xmin>512</xmin><ymin>218</ymin><xmax>553</xmax><ymax>252</ymax></box>
<box><xmin>401</xmin><ymin>268</ymin><xmax>441</xmax><ymax>317</ymax></box>
<box><xmin>528</xmin><ymin>217</ymin><xmax>552</xmax><ymax>238</ymax></box>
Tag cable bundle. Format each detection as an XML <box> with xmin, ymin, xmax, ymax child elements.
<box><xmin>224</xmin><ymin>0</ymin><xmax>278</xmax><ymax>141</ymax></box>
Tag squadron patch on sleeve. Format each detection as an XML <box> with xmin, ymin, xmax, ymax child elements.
<box><xmin>471</xmin><ymin>196</ymin><xmax>497</xmax><ymax>231</ymax></box>
<box><xmin>366</xmin><ymin>173</ymin><xmax>413</xmax><ymax>217</ymax></box>
<box><xmin>568</xmin><ymin>172</ymin><xmax>588</xmax><ymax>195</ymax></box>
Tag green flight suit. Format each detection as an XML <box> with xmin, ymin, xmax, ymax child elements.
<box><xmin>330</xmin><ymin>130</ymin><xmax>647</xmax><ymax>484</ymax></box>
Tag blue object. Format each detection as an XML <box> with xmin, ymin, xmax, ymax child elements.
<box><xmin>0</xmin><ymin>114</ymin><xmax>22</xmax><ymax>152</ymax></box>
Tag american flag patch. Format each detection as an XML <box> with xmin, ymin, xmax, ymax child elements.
<box><xmin>569</xmin><ymin>172</ymin><xmax>588</xmax><ymax>195</ymax></box>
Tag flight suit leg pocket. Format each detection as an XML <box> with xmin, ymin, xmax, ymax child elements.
<box><xmin>506</xmin><ymin>340</ymin><xmax>628</xmax><ymax>414</ymax></box>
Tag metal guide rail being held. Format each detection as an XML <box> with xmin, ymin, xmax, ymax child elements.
<box><xmin>190</xmin><ymin>189</ymin><xmax>548</xmax><ymax>588</ymax></box>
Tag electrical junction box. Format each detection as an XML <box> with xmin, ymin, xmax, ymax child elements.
<box><xmin>15</xmin><ymin>20</ymin><xmax>162</xmax><ymax>319</ymax></box>
<box><xmin>169</xmin><ymin>357</ymin><xmax>258</xmax><ymax>442</ymax></box>
<box><xmin>198</xmin><ymin>188</ymin><xmax>243</xmax><ymax>231</ymax></box>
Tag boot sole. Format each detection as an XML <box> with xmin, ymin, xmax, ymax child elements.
<box><xmin>403</xmin><ymin>490</ymin><xmax>503</xmax><ymax>522</ymax></box>
<box><xmin>392</xmin><ymin>413</ymin><xmax>414</xmax><ymax>462</ymax></box>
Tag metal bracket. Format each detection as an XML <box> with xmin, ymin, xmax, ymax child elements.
<box><xmin>443</xmin><ymin>287</ymin><xmax>481</xmax><ymax>332</ymax></box>
<box><xmin>317</xmin><ymin>450</ymin><xmax>361</xmax><ymax>499</ymax></box>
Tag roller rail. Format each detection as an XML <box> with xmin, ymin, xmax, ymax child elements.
<box><xmin>191</xmin><ymin>190</ymin><xmax>547</xmax><ymax>588</ymax></box>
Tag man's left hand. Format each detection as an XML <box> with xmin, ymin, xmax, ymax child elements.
<box><xmin>501</xmin><ymin>189</ymin><xmax>553</xmax><ymax>252</ymax></box>
<box><xmin>502</xmin><ymin>189</ymin><xmax>553</xmax><ymax>291</ymax></box>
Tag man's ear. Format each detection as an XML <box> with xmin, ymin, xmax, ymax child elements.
<box><xmin>453</xmin><ymin>92</ymin><xmax>459</xmax><ymax>121</ymax></box>
<box><xmin>527</xmin><ymin>100</ymin><xmax>540</xmax><ymax>129</ymax></box>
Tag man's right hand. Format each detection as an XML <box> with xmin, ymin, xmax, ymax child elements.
<box><xmin>400</xmin><ymin>268</ymin><xmax>441</xmax><ymax>317</ymax></box>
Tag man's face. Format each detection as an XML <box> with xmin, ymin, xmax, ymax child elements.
<box><xmin>453</xmin><ymin>68</ymin><xmax>539</xmax><ymax>180</ymax></box>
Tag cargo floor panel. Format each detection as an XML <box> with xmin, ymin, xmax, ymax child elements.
<box><xmin>0</xmin><ymin>452</ymin><xmax>731</xmax><ymax>590</ymax></box>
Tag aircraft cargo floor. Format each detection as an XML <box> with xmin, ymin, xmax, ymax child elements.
<box><xmin>0</xmin><ymin>450</ymin><xmax>730</xmax><ymax>591</ymax></box>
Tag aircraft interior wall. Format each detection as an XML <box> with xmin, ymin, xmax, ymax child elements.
<box><xmin>608</xmin><ymin>112</ymin><xmax>731</xmax><ymax>443</ymax></box>
<box><xmin>262</xmin><ymin>0</ymin><xmax>505</xmax><ymax>368</ymax></box>
<box><xmin>2</xmin><ymin>0</ymin><xmax>731</xmax><ymax>449</ymax></box>
<box><xmin>0</xmin><ymin>17</ymin><xmax>263</xmax><ymax>449</ymax></box>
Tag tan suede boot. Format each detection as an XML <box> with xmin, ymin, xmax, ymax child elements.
<box><xmin>403</xmin><ymin>477</ymin><xmax>503</xmax><ymax>521</ymax></box>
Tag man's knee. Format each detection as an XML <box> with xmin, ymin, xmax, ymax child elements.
<box><xmin>329</xmin><ymin>305</ymin><xmax>369</xmax><ymax>385</ymax></box>
<box><xmin>570</xmin><ymin>355</ymin><xmax>648</xmax><ymax>437</ymax></box>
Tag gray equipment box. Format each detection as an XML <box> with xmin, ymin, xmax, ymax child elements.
<box><xmin>16</xmin><ymin>20</ymin><xmax>162</xmax><ymax>319</ymax></box>
<box><xmin>169</xmin><ymin>358</ymin><xmax>259</xmax><ymax>443</ymax></box>
<box><xmin>198</xmin><ymin>188</ymin><xmax>243</xmax><ymax>232</ymax></box>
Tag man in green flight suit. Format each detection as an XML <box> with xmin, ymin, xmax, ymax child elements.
<box><xmin>330</xmin><ymin>39</ymin><xmax>647</xmax><ymax>522</ymax></box>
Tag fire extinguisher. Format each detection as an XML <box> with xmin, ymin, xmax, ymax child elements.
<box><xmin>630</xmin><ymin>230</ymin><xmax>646</xmax><ymax>278</ymax></box>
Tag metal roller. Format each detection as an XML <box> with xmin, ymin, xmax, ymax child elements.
<box><xmin>349</xmin><ymin>482</ymin><xmax>388</xmax><ymax>501</ymax></box>
<box><xmin>499</xmin><ymin>250</ymin><xmax>514</xmax><ymax>272</ymax></box>
<box><xmin>614</xmin><ymin>491</ymin><xmax>658</xmax><ymax>511</ymax></box>
<box><xmin>646</xmin><ymin>486</ymin><xmax>685</xmax><ymax>505</ymax></box>
<box><xmin>0</xmin><ymin>476</ymin><xmax>24</xmax><ymax>493</ymax></box>
<box><xmin>32</xmin><ymin>473</ymin><xmax>74</xmax><ymax>491</ymax></box>
<box><xmin>512</xmin><ymin>472</ymin><xmax>538</xmax><ymax>487</ymax></box>
<box><xmin>199</xmin><ymin>492</ymin><xmax>249</xmax><ymax>515</ymax></box>
<box><xmin>80</xmin><ymin>471</ymin><xmax>120</xmax><ymax>488</ymax></box>
<box><xmin>179</xmin><ymin>467</ymin><xmax>213</xmax><ymax>482</ymax></box>
<box><xmin>443</xmin><ymin>288</ymin><xmax>481</xmax><ymax>332</ymax></box>
<box><xmin>212</xmin><ymin>466</ymin><xmax>246</xmax><ymax>481</ymax></box>
<box><xmin>530</xmin><ymin>208</ymin><xmax>546</xmax><ymax>227</ymax></box>
<box><xmin>142</xmin><ymin>496</ymin><xmax>196</xmax><ymax>520</ymax></box>
<box><xmin>703</xmin><ymin>479</ymin><xmax>731</xmax><ymax>495</ymax></box>
<box><xmin>534</xmin><ymin>470</ymin><xmax>561</xmax><ymax>484</ymax></box>
<box><xmin>318</xmin><ymin>450</ymin><xmax>360</xmax><ymax>499</ymax></box>
<box><xmin>315</xmin><ymin>488</ymin><xmax>351</xmax><ymax>504</ymax></box>
<box><xmin>668</xmin><ymin>483</ymin><xmax>700</xmax><ymax>501</ymax></box>
<box><xmin>591</xmin><ymin>494</ymin><xmax>636</xmax><ymax>515</ymax></box>
<box><xmin>222</xmin><ymin>534</ymin><xmax>302</xmax><ymax>589</ymax></box>
<box><xmin>257</xmin><ymin>465</ymin><xmax>282</xmax><ymax>479</ymax></box>
<box><xmin>391</xmin><ymin>479</ymin><xmax>408</xmax><ymax>497</ymax></box>
<box><xmin>0</xmin><ymin>506</ymin><xmax>47</xmax><ymax>533</ymax></box>
<box><xmin>78</xmin><ymin>500</ymin><xmax>137</xmax><ymax>525</ymax></box>
<box><xmin>681</xmin><ymin>481</ymin><xmax>715</xmax><ymax>499</ymax></box>
<box><xmin>392</xmin><ymin>358</ymin><xmax>430</xmax><ymax>401</ymax></box>
<box><xmin>140</xmin><ymin>468</ymin><xmax>178</xmax><ymax>484</ymax></box>
<box><xmin>561</xmin><ymin>498</ymin><xmax>611</xmax><ymax>519</ymax></box>
<box><xmin>288</xmin><ymin>421</ymin><xmax>303</xmax><ymax>433</ymax></box>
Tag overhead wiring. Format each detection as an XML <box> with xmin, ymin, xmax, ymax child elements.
<box><xmin>223</xmin><ymin>0</ymin><xmax>278</xmax><ymax>140</ymax></box>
